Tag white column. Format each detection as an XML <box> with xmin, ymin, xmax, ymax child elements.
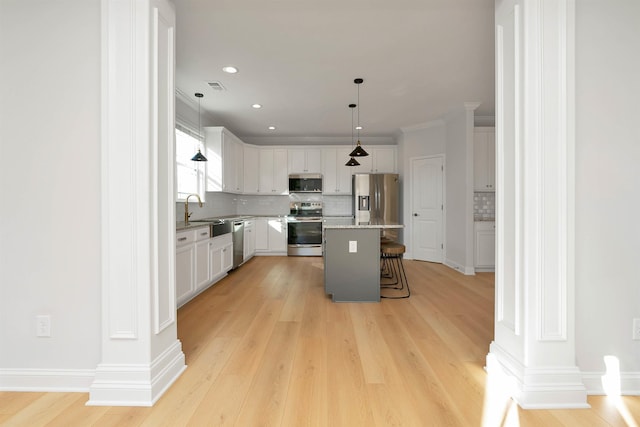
<box><xmin>88</xmin><ymin>0</ymin><xmax>186</xmax><ymax>406</ymax></box>
<box><xmin>489</xmin><ymin>0</ymin><xmax>587</xmax><ymax>408</ymax></box>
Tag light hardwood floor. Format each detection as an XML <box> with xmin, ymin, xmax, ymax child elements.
<box><xmin>1</xmin><ymin>256</ymin><xmax>638</xmax><ymax>426</ymax></box>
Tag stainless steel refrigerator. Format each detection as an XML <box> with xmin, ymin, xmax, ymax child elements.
<box><xmin>352</xmin><ymin>173</ymin><xmax>400</xmax><ymax>240</ymax></box>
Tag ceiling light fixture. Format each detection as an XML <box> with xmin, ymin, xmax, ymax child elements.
<box><xmin>268</xmin><ymin>126</ymin><xmax>276</xmax><ymax>130</ymax></box>
<box><xmin>252</xmin><ymin>103</ymin><xmax>262</xmax><ymax>109</ymax></box>
<box><xmin>191</xmin><ymin>93</ymin><xmax>208</xmax><ymax>162</ymax></box>
<box><xmin>222</xmin><ymin>66</ymin><xmax>238</xmax><ymax>74</ymax></box>
<box><xmin>346</xmin><ymin>103</ymin><xmax>360</xmax><ymax>167</ymax></box>
<box><xmin>349</xmin><ymin>78</ymin><xmax>369</xmax><ymax>158</ymax></box>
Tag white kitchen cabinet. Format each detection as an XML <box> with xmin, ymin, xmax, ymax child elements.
<box><xmin>352</xmin><ymin>147</ymin><xmax>396</xmax><ymax>173</ymax></box>
<box><xmin>204</xmin><ymin>126</ymin><xmax>244</xmax><ymax>193</ymax></box>
<box><xmin>255</xmin><ymin>217</ymin><xmax>287</xmax><ymax>255</ymax></box>
<box><xmin>243</xmin><ymin>145</ymin><xmax>259</xmax><ymax>194</ymax></box>
<box><xmin>210</xmin><ymin>233</ymin><xmax>233</xmax><ymax>281</ymax></box>
<box><xmin>288</xmin><ymin>148</ymin><xmax>322</xmax><ymax>174</ymax></box>
<box><xmin>243</xmin><ymin>219</ymin><xmax>256</xmax><ymax>261</ymax></box>
<box><xmin>258</xmin><ymin>148</ymin><xmax>288</xmax><ymax>194</ymax></box>
<box><xmin>322</xmin><ymin>147</ymin><xmax>353</xmax><ymax>195</ymax></box>
<box><xmin>194</xmin><ymin>227</ymin><xmax>213</xmax><ymax>290</ymax></box>
<box><xmin>474</xmin><ymin>127</ymin><xmax>496</xmax><ymax>191</ymax></box>
<box><xmin>176</xmin><ymin>230</ymin><xmax>196</xmax><ymax>307</ymax></box>
<box><xmin>474</xmin><ymin>221</ymin><xmax>495</xmax><ymax>270</ymax></box>
<box><xmin>176</xmin><ymin>226</ymin><xmax>234</xmax><ymax>308</ymax></box>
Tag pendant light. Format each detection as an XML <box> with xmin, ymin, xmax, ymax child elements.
<box><xmin>349</xmin><ymin>78</ymin><xmax>369</xmax><ymax>158</ymax></box>
<box><xmin>191</xmin><ymin>93</ymin><xmax>208</xmax><ymax>162</ymax></box>
<box><xmin>345</xmin><ymin>103</ymin><xmax>360</xmax><ymax>166</ymax></box>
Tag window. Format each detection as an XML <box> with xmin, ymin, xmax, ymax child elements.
<box><xmin>175</xmin><ymin>125</ymin><xmax>205</xmax><ymax>201</ymax></box>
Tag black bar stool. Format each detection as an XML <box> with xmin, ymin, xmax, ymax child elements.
<box><xmin>380</xmin><ymin>241</ymin><xmax>410</xmax><ymax>299</ymax></box>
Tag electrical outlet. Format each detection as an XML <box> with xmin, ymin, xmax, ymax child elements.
<box><xmin>36</xmin><ymin>315</ymin><xmax>51</xmax><ymax>337</ymax></box>
<box><xmin>349</xmin><ymin>240</ymin><xmax>357</xmax><ymax>253</ymax></box>
<box><xmin>633</xmin><ymin>318</ymin><xmax>640</xmax><ymax>341</ymax></box>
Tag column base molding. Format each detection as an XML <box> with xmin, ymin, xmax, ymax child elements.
<box><xmin>87</xmin><ymin>340</ymin><xmax>186</xmax><ymax>406</ymax></box>
<box><xmin>488</xmin><ymin>342</ymin><xmax>589</xmax><ymax>409</ymax></box>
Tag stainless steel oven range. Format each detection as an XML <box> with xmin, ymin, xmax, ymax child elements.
<box><xmin>287</xmin><ymin>201</ymin><xmax>323</xmax><ymax>256</ymax></box>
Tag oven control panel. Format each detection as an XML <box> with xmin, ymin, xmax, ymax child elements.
<box><xmin>290</xmin><ymin>201</ymin><xmax>323</xmax><ymax>217</ymax></box>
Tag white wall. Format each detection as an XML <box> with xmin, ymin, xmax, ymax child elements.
<box><xmin>443</xmin><ymin>109</ymin><xmax>474</xmax><ymax>273</ymax></box>
<box><xmin>575</xmin><ymin>0</ymin><xmax>640</xmax><ymax>380</ymax></box>
<box><xmin>0</xmin><ymin>0</ymin><xmax>101</xmax><ymax>375</ymax></box>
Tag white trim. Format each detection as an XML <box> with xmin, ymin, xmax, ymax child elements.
<box><xmin>488</xmin><ymin>343</ymin><xmax>589</xmax><ymax>409</ymax></box>
<box><xmin>582</xmin><ymin>371</ymin><xmax>640</xmax><ymax>396</ymax></box>
<box><xmin>0</xmin><ymin>369</ymin><xmax>95</xmax><ymax>392</ymax></box>
<box><xmin>87</xmin><ymin>341</ymin><xmax>186</xmax><ymax>406</ymax></box>
<box><xmin>444</xmin><ymin>258</ymin><xmax>475</xmax><ymax>275</ymax></box>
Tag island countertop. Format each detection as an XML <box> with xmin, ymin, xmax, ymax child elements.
<box><xmin>322</xmin><ymin>217</ymin><xmax>404</xmax><ymax>229</ymax></box>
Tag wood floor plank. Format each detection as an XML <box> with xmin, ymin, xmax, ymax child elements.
<box><xmin>2</xmin><ymin>256</ymin><xmax>639</xmax><ymax>426</ymax></box>
<box><xmin>234</xmin><ymin>321</ymin><xmax>300</xmax><ymax>426</ymax></box>
<box><xmin>280</xmin><ymin>336</ymin><xmax>328</xmax><ymax>427</ymax></box>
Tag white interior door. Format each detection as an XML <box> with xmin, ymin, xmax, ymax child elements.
<box><xmin>411</xmin><ymin>156</ymin><xmax>443</xmax><ymax>262</ymax></box>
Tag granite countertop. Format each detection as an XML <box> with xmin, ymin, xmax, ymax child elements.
<box><xmin>322</xmin><ymin>218</ymin><xmax>404</xmax><ymax>229</ymax></box>
<box><xmin>176</xmin><ymin>221</ymin><xmax>212</xmax><ymax>232</ymax></box>
<box><xmin>176</xmin><ymin>214</ymin><xmax>288</xmax><ymax>231</ymax></box>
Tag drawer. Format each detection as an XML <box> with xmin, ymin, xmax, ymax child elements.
<box><xmin>194</xmin><ymin>226</ymin><xmax>211</xmax><ymax>241</ymax></box>
<box><xmin>474</xmin><ymin>221</ymin><xmax>495</xmax><ymax>231</ymax></box>
<box><xmin>176</xmin><ymin>229</ymin><xmax>196</xmax><ymax>246</ymax></box>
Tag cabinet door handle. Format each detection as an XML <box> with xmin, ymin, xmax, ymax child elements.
<box><xmin>178</xmin><ymin>237</ymin><xmax>187</xmax><ymax>242</ymax></box>
<box><xmin>413</xmin><ymin>213</ymin><xmax>419</xmax><ymax>217</ymax></box>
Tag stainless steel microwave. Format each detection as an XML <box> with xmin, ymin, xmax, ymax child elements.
<box><xmin>288</xmin><ymin>174</ymin><xmax>322</xmax><ymax>193</ymax></box>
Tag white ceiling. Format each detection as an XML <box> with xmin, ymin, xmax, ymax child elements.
<box><xmin>175</xmin><ymin>0</ymin><xmax>495</xmax><ymax>145</ymax></box>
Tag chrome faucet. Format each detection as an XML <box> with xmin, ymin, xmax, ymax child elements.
<box><xmin>184</xmin><ymin>193</ymin><xmax>203</xmax><ymax>225</ymax></box>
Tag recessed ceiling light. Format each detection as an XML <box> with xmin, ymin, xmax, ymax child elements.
<box><xmin>268</xmin><ymin>126</ymin><xmax>276</xmax><ymax>130</ymax></box>
<box><xmin>356</xmin><ymin>126</ymin><xmax>363</xmax><ymax>130</ymax></box>
<box><xmin>252</xmin><ymin>104</ymin><xmax>262</xmax><ymax>109</ymax></box>
<box><xmin>222</xmin><ymin>66</ymin><xmax>238</xmax><ymax>74</ymax></box>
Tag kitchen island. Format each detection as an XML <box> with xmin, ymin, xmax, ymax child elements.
<box><xmin>323</xmin><ymin>218</ymin><xmax>404</xmax><ymax>302</ymax></box>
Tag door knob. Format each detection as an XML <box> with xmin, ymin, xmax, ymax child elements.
<box><xmin>413</xmin><ymin>213</ymin><xmax>419</xmax><ymax>216</ymax></box>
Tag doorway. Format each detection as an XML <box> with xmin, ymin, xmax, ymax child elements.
<box><xmin>410</xmin><ymin>156</ymin><xmax>444</xmax><ymax>262</ymax></box>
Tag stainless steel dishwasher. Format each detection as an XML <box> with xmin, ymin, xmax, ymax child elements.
<box><xmin>232</xmin><ymin>220</ymin><xmax>244</xmax><ymax>269</ymax></box>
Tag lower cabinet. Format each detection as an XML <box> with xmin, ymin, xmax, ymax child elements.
<box><xmin>176</xmin><ymin>227</ymin><xmax>233</xmax><ymax>308</ymax></box>
<box><xmin>474</xmin><ymin>221</ymin><xmax>495</xmax><ymax>271</ymax></box>
<box><xmin>210</xmin><ymin>233</ymin><xmax>233</xmax><ymax>281</ymax></box>
<box><xmin>243</xmin><ymin>219</ymin><xmax>256</xmax><ymax>261</ymax></box>
<box><xmin>176</xmin><ymin>236</ymin><xmax>195</xmax><ymax>306</ymax></box>
<box><xmin>255</xmin><ymin>217</ymin><xmax>287</xmax><ymax>255</ymax></box>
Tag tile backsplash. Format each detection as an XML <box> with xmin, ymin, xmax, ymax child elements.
<box><xmin>474</xmin><ymin>191</ymin><xmax>495</xmax><ymax>221</ymax></box>
<box><xmin>177</xmin><ymin>192</ymin><xmax>354</xmax><ymax>221</ymax></box>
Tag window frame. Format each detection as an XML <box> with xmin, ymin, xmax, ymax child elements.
<box><xmin>175</xmin><ymin>121</ymin><xmax>206</xmax><ymax>202</ymax></box>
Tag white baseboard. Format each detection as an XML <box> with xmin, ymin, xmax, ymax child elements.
<box><xmin>0</xmin><ymin>368</ymin><xmax>95</xmax><ymax>392</ymax></box>
<box><xmin>444</xmin><ymin>258</ymin><xmax>475</xmax><ymax>275</ymax></box>
<box><xmin>87</xmin><ymin>340</ymin><xmax>186</xmax><ymax>406</ymax></box>
<box><xmin>582</xmin><ymin>371</ymin><xmax>640</xmax><ymax>395</ymax></box>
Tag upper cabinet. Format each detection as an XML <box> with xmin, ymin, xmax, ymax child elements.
<box><xmin>288</xmin><ymin>148</ymin><xmax>322</xmax><ymax>174</ymax></box>
<box><xmin>259</xmin><ymin>148</ymin><xmax>288</xmax><ymax>194</ymax></box>
<box><xmin>474</xmin><ymin>127</ymin><xmax>496</xmax><ymax>191</ymax></box>
<box><xmin>352</xmin><ymin>147</ymin><xmax>397</xmax><ymax>174</ymax></box>
<box><xmin>205</xmin><ymin>126</ymin><xmax>243</xmax><ymax>193</ymax></box>
<box><xmin>322</xmin><ymin>147</ymin><xmax>353</xmax><ymax>195</ymax></box>
<box><xmin>203</xmin><ymin>128</ymin><xmax>397</xmax><ymax>195</ymax></box>
<box><xmin>244</xmin><ymin>145</ymin><xmax>259</xmax><ymax>194</ymax></box>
